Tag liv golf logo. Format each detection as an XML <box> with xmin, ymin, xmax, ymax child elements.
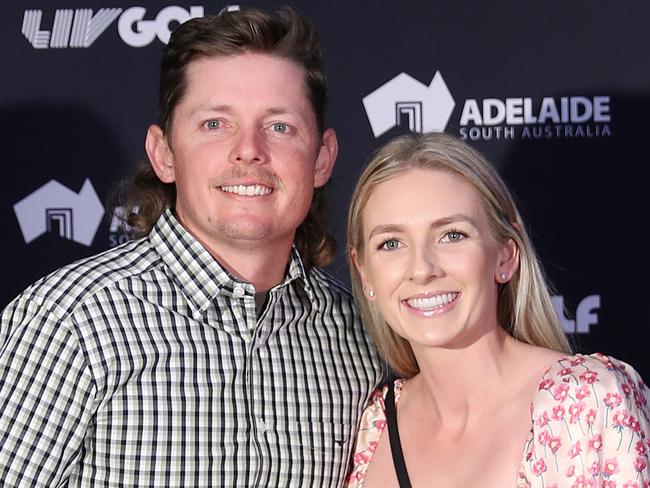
<box><xmin>21</xmin><ymin>5</ymin><xmax>239</xmax><ymax>48</ymax></box>
<box><xmin>363</xmin><ymin>69</ymin><xmax>612</xmax><ymax>141</ymax></box>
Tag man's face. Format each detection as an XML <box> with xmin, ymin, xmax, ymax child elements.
<box><xmin>148</xmin><ymin>53</ymin><xmax>336</xmax><ymax>254</ymax></box>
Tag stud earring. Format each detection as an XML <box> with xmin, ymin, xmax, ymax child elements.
<box><xmin>368</xmin><ymin>290</ymin><xmax>375</xmax><ymax>297</ymax></box>
<box><xmin>499</xmin><ymin>272</ymin><xmax>507</xmax><ymax>282</ymax></box>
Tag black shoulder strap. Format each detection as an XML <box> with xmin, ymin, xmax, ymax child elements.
<box><xmin>384</xmin><ymin>381</ymin><xmax>413</xmax><ymax>488</ymax></box>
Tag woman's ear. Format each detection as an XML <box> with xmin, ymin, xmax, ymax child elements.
<box><xmin>495</xmin><ymin>237</ymin><xmax>520</xmax><ymax>283</ymax></box>
<box><xmin>350</xmin><ymin>248</ymin><xmax>376</xmax><ymax>301</ymax></box>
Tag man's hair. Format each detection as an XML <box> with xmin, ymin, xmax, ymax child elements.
<box><xmin>347</xmin><ymin>132</ymin><xmax>572</xmax><ymax>377</ymax></box>
<box><xmin>115</xmin><ymin>6</ymin><xmax>335</xmax><ymax>269</ymax></box>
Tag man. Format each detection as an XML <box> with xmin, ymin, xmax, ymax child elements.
<box><xmin>0</xmin><ymin>7</ymin><xmax>380</xmax><ymax>487</ymax></box>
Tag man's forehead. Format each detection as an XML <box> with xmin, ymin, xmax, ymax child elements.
<box><xmin>179</xmin><ymin>54</ymin><xmax>314</xmax><ymax>114</ymax></box>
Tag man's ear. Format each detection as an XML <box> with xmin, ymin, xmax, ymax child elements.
<box><xmin>145</xmin><ymin>124</ymin><xmax>176</xmax><ymax>183</ymax></box>
<box><xmin>313</xmin><ymin>128</ymin><xmax>338</xmax><ymax>188</ymax></box>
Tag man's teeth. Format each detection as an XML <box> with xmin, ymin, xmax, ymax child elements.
<box><xmin>407</xmin><ymin>293</ymin><xmax>458</xmax><ymax>310</ymax></box>
<box><xmin>221</xmin><ymin>184</ymin><xmax>272</xmax><ymax>196</ymax></box>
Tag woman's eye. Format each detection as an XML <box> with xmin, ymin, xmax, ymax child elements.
<box><xmin>442</xmin><ymin>230</ymin><xmax>466</xmax><ymax>242</ymax></box>
<box><xmin>206</xmin><ymin>119</ymin><xmax>221</xmax><ymax>129</ymax></box>
<box><xmin>380</xmin><ymin>239</ymin><xmax>401</xmax><ymax>250</ymax></box>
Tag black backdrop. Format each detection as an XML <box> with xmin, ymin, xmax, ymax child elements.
<box><xmin>3</xmin><ymin>1</ymin><xmax>649</xmax><ymax>379</ymax></box>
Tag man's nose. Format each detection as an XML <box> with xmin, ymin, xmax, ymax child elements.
<box><xmin>229</xmin><ymin>126</ymin><xmax>268</xmax><ymax>165</ymax></box>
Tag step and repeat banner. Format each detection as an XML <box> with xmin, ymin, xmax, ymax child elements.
<box><xmin>3</xmin><ymin>1</ymin><xmax>649</xmax><ymax>377</ymax></box>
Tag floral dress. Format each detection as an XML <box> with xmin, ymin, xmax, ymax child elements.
<box><xmin>345</xmin><ymin>354</ymin><xmax>650</xmax><ymax>487</ymax></box>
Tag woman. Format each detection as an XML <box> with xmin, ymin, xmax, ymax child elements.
<box><xmin>345</xmin><ymin>132</ymin><xmax>650</xmax><ymax>487</ymax></box>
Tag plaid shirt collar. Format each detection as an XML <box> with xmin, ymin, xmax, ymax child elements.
<box><xmin>149</xmin><ymin>209</ymin><xmax>313</xmax><ymax>317</ymax></box>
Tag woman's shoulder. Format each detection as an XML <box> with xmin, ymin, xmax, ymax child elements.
<box><xmin>345</xmin><ymin>378</ymin><xmax>407</xmax><ymax>487</ymax></box>
<box><xmin>532</xmin><ymin>352</ymin><xmax>649</xmax><ymax>420</ymax></box>
<box><xmin>537</xmin><ymin>353</ymin><xmax>646</xmax><ymax>394</ymax></box>
<box><xmin>522</xmin><ymin>354</ymin><xmax>650</xmax><ymax>484</ymax></box>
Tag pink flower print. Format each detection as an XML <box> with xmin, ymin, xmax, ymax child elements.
<box><xmin>368</xmin><ymin>440</ymin><xmax>378</xmax><ymax>453</ymax></box>
<box><xmin>634</xmin><ymin>390</ymin><xmax>647</xmax><ymax>409</ymax></box>
<box><xmin>586</xmin><ymin>409</ymin><xmax>597</xmax><ymax>426</ymax></box>
<box><xmin>603</xmin><ymin>458</ymin><xmax>620</xmax><ymax>477</ymax></box>
<box><xmin>539</xmin><ymin>378</ymin><xmax>555</xmax><ymax>391</ymax></box>
<box><xmin>538</xmin><ymin>429</ymin><xmax>551</xmax><ymax>446</ymax></box>
<box><xmin>612</xmin><ymin>410</ymin><xmax>630</xmax><ymax>429</ymax></box>
<box><xmin>604</xmin><ymin>392</ymin><xmax>623</xmax><ymax>408</ymax></box>
<box><xmin>602</xmin><ymin>482</ymin><xmax>616</xmax><ymax>488</ymax></box>
<box><xmin>570</xmin><ymin>356</ymin><xmax>586</xmax><ymax>366</ymax></box>
<box><xmin>553</xmin><ymin>405</ymin><xmax>566</xmax><ymax>420</ymax></box>
<box><xmin>636</xmin><ymin>440</ymin><xmax>647</xmax><ymax>456</ymax></box>
<box><xmin>566</xmin><ymin>464</ymin><xmax>576</xmax><ymax>477</ymax></box>
<box><xmin>601</xmin><ymin>357</ymin><xmax>615</xmax><ymax>370</ymax></box>
<box><xmin>532</xmin><ymin>458</ymin><xmax>547</xmax><ymax>476</ymax></box>
<box><xmin>354</xmin><ymin>452</ymin><xmax>370</xmax><ymax>464</ymax></box>
<box><xmin>558</xmin><ymin>367</ymin><xmax>574</xmax><ymax>377</ymax></box>
<box><xmin>549</xmin><ymin>436</ymin><xmax>562</xmax><ymax>453</ymax></box>
<box><xmin>589</xmin><ymin>434</ymin><xmax>603</xmax><ymax>452</ymax></box>
<box><xmin>576</xmin><ymin>385</ymin><xmax>591</xmax><ymax>400</ymax></box>
<box><xmin>374</xmin><ymin>419</ymin><xmax>386</xmax><ymax>430</ymax></box>
<box><xmin>568</xmin><ymin>440</ymin><xmax>582</xmax><ymax>459</ymax></box>
<box><xmin>589</xmin><ymin>460</ymin><xmax>600</xmax><ymax>476</ymax></box>
<box><xmin>628</xmin><ymin>416</ymin><xmax>641</xmax><ymax>434</ymax></box>
<box><xmin>579</xmin><ymin>370</ymin><xmax>599</xmax><ymax>384</ymax></box>
<box><xmin>572</xmin><ymin>474</ymin><xmax>597</xmax><ymax>487</ymax></box>
<box><xmin>553</xmin><ymin>382</ymin><xmax>571</xmax><ymax>402</ymax></box>
<box><xmin>537</xmin><ymin>410</ymin><xmax>551</xmax><ymax>428</ymax></box>
<box><xmin>569</xmin><ymin>401</ymin><xmax>586</xmax><ymax>423</ymax></box>
<box><xmin>351</xmin><ymin>470</ymin><xmax>364</xmax><ymax>481</ymax></box>
<box><xmin>622</xmin><ymin>383</ymin><xmax>632</xmax><ymax>395</ymax></box>
<box><xmin>635</xmin><ymin>456</ymin><xmax>648</xmax><ymax>472</ymax></box>
<box><xmin>623</xmin><ymin>482</ymin><xmax>640</xmax><ymax>488</ymax></box>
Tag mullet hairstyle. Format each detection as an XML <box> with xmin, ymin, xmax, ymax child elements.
<box><xmin>347</xmin><ymin>132</ymin><xmax>571</xmax><ymax>377</ymax></box>
<box><xmin>114</xmin><ymin>6</ymin><xmax>335</xmax><ymax>269</ymax></box>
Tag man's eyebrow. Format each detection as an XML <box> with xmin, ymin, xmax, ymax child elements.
<box><xmin>189</xmin><ymin>104</ymin><xmax>232</xmax><ymax>115</ymax></box>
<box><xmin>188</xmin><ymin>104</ymin><xmax>309</xmax><ymax>121</ymax></box>
<box><xmin>367</xmin><ymin>214</ymin><xmax>477</xmax><ymax>240</ymax></box>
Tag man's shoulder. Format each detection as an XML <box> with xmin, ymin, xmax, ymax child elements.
<box><xmin>17</xmin><ymin>237</ymin><xmax>160</xmax><ymax>315</ymax></box>
<box><xmin>306</xmin><ymin>267</ymin><xmax>355</xmax><ymax>302</ymax></box>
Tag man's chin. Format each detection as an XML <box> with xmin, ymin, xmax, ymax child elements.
<box><xmin>216</xmin><ymin>220</ymin><xmax>291</xmax><ymax>245</ymax></box>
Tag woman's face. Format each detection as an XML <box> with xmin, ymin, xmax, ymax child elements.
<box><xmin>354</xmin><ymin>168</ymin><xmax>517</xmax><ymax>352</ymax></box>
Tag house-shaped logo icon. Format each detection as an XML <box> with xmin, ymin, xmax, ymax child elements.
<box><xmin>14</xmin><ymin>178</ymin><xmax>104</xmax><ymax>246</ymax></box>
<box><xmin>363</xmin><ymin>70</ymin><xmax>455</xmax><ymax>138</ymax></box>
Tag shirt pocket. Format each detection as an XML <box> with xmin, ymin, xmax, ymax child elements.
<box><xmin>281</xmin><ymin>419</ymin><xmax>355</xmax><ymax>463</ymax></box>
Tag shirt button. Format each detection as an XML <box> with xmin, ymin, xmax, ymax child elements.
<box><xmin>256</xmin><ymin>418</ymin><xmax>267</xmax><ymax>433</ymax></box>
<box><xmin>233</xmin><ymin>285</ymin><xmax>245</xmax><ymax>298</ymax></box>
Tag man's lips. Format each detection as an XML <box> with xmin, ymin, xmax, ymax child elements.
<box><xmin>403</xmin><ymin>292</ymin><xmax>460</xmax><ymax>311</ymax></box>
<box><xmin>219</xmin><ymin>183</ymin><xmax>273</xmax><ymax>196</ymax></box>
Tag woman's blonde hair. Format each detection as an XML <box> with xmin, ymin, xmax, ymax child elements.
<box><xmin>347</xmin><ymin>132</ymin><xmax>571</xmax><ymax>377</ymax></box>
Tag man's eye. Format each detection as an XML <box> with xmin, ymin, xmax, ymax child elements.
<box><xmin>272</xmin><ymin>122</ymin><xmax>289</xmax><ymax>133</ymax></box>
<box><xmin>379</xmin><ymin>239</ymin><xmax>401</xmax><ymax>251</ymax></box>
<box><xmin>206</xmin><ymin>119</ymin><xmax>221</xmax><ymax>129</ymax></box>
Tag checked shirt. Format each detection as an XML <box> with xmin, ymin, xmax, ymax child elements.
<box><xmin>0</xmin><ymin>210</ymin><xmax>381</xmax><ymax>487</ymax></box>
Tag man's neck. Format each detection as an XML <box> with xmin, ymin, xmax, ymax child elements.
<box><xmin>202</xmin><ymin>237</ymin><xmax>294</xmax><ymax>292</ymax></box>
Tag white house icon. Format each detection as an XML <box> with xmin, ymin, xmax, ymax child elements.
<box><xmin>363</xmin><ymin>70</ymin><xmax>455</xmax><ymax>138</ymax></box>
<box><xmin>14</xmin><ymin>178</ymin><xmax>104</xmax><ymax>246</ymax></box>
